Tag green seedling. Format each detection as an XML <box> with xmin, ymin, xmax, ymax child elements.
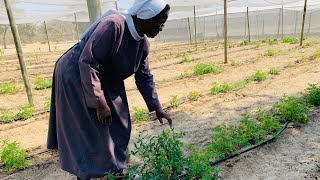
<box><xmin>265</xmin><ymin>49</ymin><xmax>275</xmax><ymax>56</ymax></box>
<box><xmin>253</xmin><ymin>71</ymin><xmax>267</xmax><ymax>82</ymax></box>
<box><xmin>282</xmin><ymin>37</ymin><xmax>298</xmax><ymax>44</ymax></box>
<box><xmin>169</xmin><ymin>95</ymin><xmax>181</xmax><ymax>109</ymax></box>
<box><xmin>232</xmin><ymin>78</ymin><xmax>252</xmax><ymax>90</ymax></box>
<box><xmin>181</xmin><ymin>56</ymin><xmax>193</xmax><ymax>63</ymax></box>
<box><xmin>194</xmin><ymin>63</ymin><xmax>223</xmax><ymax>75</ymax></box>
<box><xmin>34</xmin><ymin>77</ymin><xmax>52</xmax><ymax>90</ymax></box>
<box><xmin>240</xmin><ymin>39</ymin><xmax>250</xmax><ymax>46</ymax></box>
<box><xmin>0</xmin><ymin>110</ymin><xmax>16</xmax><ymax>124</ymax></box>
<box><xmin>268</xmin><ymin>67</ymin><xmax>280</xmax><ymax>75</ymax></box>
<box><xmin>304</xmin><ymin>83</ymin><xmax>320</xmax><ymax>106</ymax></box>
<box><xmin>210</xmin><ymin>83</ymin><xmax>221</xmax><ymax>95</ymax></box>
<box><xmin>44</xmin><ymin>97</ymin><xmax>51</xmax><ymax>111</ymax></box>
<box><xmin>0</xmin><ymin>83</ymin><xmax>17</xmax><ymax>94</ymax></box>
<box><xmin>0</xmin><ymin>140</ymin><xmax>28</xmax><ymax>171</ymax></box>
<box><xmin>220</xmin><ymin>82</ymin><xmax>232</xmax><ymax>93</ymax></box>
<box><xmin>132</xmin><ymin>107</ymin><xmax>149</xmax><ymax>122</ymax></box>
<box><xmin>187</xmin><ymin>91</ymin><xmax>202</xmax><ymax>101</ymax></box>
<box><xmin>16</xmin><ymin>104</ymin><xmax>35</xmax><ymax>121</ymax></box>
<box><xmin>266</xmin><ymin>38</ymin><xmax>278</xmax><ymax>45</ymax></box>
<box><xmin>313</xmin><ymin>50</ymin><xmax>320</xmax><ymax>59</ymax></box>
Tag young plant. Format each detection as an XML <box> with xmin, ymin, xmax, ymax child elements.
<box><xmin>240</xmin><ymin>39</ymin><xmax>250</xmax><ymax>46</ymax></box>
<box><xmin>220</xmin><ymin>82</ymin><xmax>232</xmax><ymax>93</ymax></box>
<box><xmin>272</xmin><ymin>95</ymin><xmax>309</xmax><ymax>124</ymax></box>
<box><xmin>253</xmin><ymin>71</ymin><xmax>267</xmax><ymax>82</ymax></box>
<box><xmin>44</xmin><ymin>97</ymin><xmax>51</xmax><ymax>111</ymax></box>
<box><xmin>232</xmin><ymin>78</ymin><xmax>252</xmax><ymax>90</ymax></box>
<box><xmin>256</xmin><ymin>110</ymin><xmax>282</xmax><ymax>135</ymax></box>
<box><xmin>194</xmin><ymin>63</ymin><xmax>223</xmax><ymax>75</ymax></box>
<box><xmin>0</xmin><ymin>110</ymin><xmax>16</xmax><ymax>124</ymax></box>
<box><xmin>0</xmin><ymin>140</ymin><xmax>28</xmax><ymax>171</ymax></box>
<box><xmin>304</xmin><ymin>83</ymin><xmax>320</xmax><ymax>106</ymax></box>
<box><xmin>282</xmin><ymin>37</ymin><xmax>298</xmax><ymax>44</ymax></box>
<box><xmin>266</xmin><ymin>38</ymin><xmax>278</xmax><ymax>45</ymax></box>
<box><xmin>187</xmin><ymin>91</ymin><xmax>202</xmax><ymax>101</ymax></box>
<box><xmin>210</xmin><ymin>83</ymin><xmax>221</xmax><ymax>95</ymax></box>
<box><xmin>268</xmin><ymin>67</ymin><xmax>280</xmax><ymax>75</ymax></box>
<box><xmin>132</xmin><ymin>107</ymin><xmax>149</xmax><ymax>122</ymax></box>
<box><xmin>313</xmin><ymin>50</ymin><xmax>320</xmax><ymax>59</ymax></box>
<box><xmin>169</xmin><ymin>95</ymin><xmax>181</xmax><ymax>109</ymax></box>
<box><xmin>265</xmin><ymin>49</ymin><xmax>275</xmax><ymax>56</ymax></box>
<box><xmin>34</xmin><ymin>77</ymin><xmax>52</xmax><ymax>90</ymax></box>
<box><xmin>181</xmin><ymin>56</ymin><xmax>193</xmax><ymax>63</ymax></box>
<box><xmin>16</xmin><ymin>104</ymin><xmax>35</xmax><ymax>120</ymax></box>
<box><xmin>0</xmin><ymin>83</ymin><xmax>17</xmax><ymax>94</ymax></box>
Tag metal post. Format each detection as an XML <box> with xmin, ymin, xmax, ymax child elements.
<box><xmin>282</xmin><ymin>5</ymin><xmax>284</xmax><ymax>38</ymax></box>
<box><xmin>215</xmin><ymin>9</ymin><xmax>218</xmax><ymax>41</ymax></box>
<box><xmin>308</xmin><ymin>12</ymin><xmax>312</xmax><ymax>34</ymax></box>
<box><xmin>86</xmin><ymin>0</ymin><xmax>102</xmax><ymax>25</ymax></box>
<box><xmin>74</xmin><ymin>13</ymin><xmax>80</xmax><ymax>42</ymax></box>
<box><xmin>244</xmin><ymin>11</ymin><xmax>247</xmax><ymax>39</ymax></box>
<box><xmin>300</xmin><ymin>0</ymin><xmax>308</xmax><ymax>46</ymax></box>
<box><xmin>4</xmin><ymin>0</ymin><xmax>33</xmax><ymax>105</ymax></box>
<box><xmin>187</xmin><ymin>17</ymin><xmax>192</xmax><ymax>43</ymax></box>
<box><xmin>256</xmin><ymin>12</ymin><xmax>260</xmax><ymax>40</ymax></box>
<box><xmin>193</xmin><ymin>6</ymin><xmax>197</xmax><ymax>47</ymax></box>
<box><xmin>262</xmin><ymin>14</ymin><xmax>265</xmax><ymax>38</ymax></box>
<box><xmin>277</xmin><ymin>8</ymin><xmax>281</xmax><ymax>38</ymax></box>
<box><xmin>247</xmin><ymin>7</ymin><xmax>251</xmax><ymax>41</ymax></box>
<box><xmin>44</xmin><ymin>21</ymin><xmax>51</xmax><ymax>52</ymax></box>
<box><xmin>224</xmin><ymin>0</ymin><xmax>228</xmax><ymax>64</ymax></box>
<box><xmin>294</xmin><ymin>11</ymin><xmax>298</xmax><ymax>36</ymax></box>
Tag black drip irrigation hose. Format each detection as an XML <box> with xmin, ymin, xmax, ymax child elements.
<box><xmin>209</xmin><ymin>121</ymin><xmax>290</xmax><ymax>166</ymax></box>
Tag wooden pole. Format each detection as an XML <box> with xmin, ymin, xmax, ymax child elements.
<box><xmin>43</xmin><ymin>21</ymin><xmax>51</xmax><ymax>52</ymax></box>
<box><xmin>4</xmin><ymin>0</ymin><xmax>33</xmax><ymax>105</ymax></box>
<box><xmin>300</xmin><ymin>0</ymin><xmax>308</xmax><ymax>46</ymax></box>
<box><xmin>74</xmin><ymin>13</ymin><xmax>80</xmax><ymax>42</ymax></box>
<box><xmin>115</xmin><ymin>1</ymin><xmax>119</xmax><ymax>11</ymax></box>
<box><xmin>277</xmin><ymin>8</ymin><xmax>281</xmax><ymax>38</ymax></box>
<box><xmin>224</xmin><ymin>0</ymin><xmax>228</xmax><ymax>64</ymax></box>
<box><xmin>193</xmin><ymin>6</ymin><xmax>197</xmax><ymax>47</ymax></box>
<box><xmin>3</xmin><ymin>25</ymin><xmax>9</xmax><ymax>49</ymax></box>
<box><xmin>282</xmin><ymin>5</ymin><xmax>284</xmax><ymax>39</ymax></box>
<box><xmin>187</xmin><ymin>17</ymin><xmax>192</xmax><ymax>43</ymax></box>
<box><xmin>86</xmin><ymin>0</ymin><xmax>102</xmax><ymax>25</ymax></box>
<box><xmin>246</xmin><ymin>7</ymin><xmax>251</xmax><ymax>41</ymax></box>
<box><xmin>294</xmin><ymin>11</ymin><xmax>298</xmax><ymax>35</ymax></box>
<box><xmin>244</xmin><ymin>12</ymin><xmax>247</xmax><ymax>39</ymax></box>
<box><xmin>308</xmin><ymin>12</ymin><xmax>312</xmax><ymax>34</ymax></box>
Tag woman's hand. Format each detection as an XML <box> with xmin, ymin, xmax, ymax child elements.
<box><xmin>155</xmin><ymin>109</ymin><xmax>172</xmax><ymax>127</ymax></box>
<box><xmin>96</xmin><ymin>105</ymin><xmax>112</xmax><ymax>125</ymax></box>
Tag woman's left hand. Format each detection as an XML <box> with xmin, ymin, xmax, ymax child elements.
<box><xmin>155</xmin><ymin>109</ymin><xmax>172</xmax><ymax>127</ymax></box>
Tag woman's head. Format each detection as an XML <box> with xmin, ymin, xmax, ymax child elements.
<box><xmin>133</xmin><ymin>4</ymin><xmax>170</xmax><ymax>38</ymax></box>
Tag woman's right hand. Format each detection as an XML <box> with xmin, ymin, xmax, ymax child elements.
<box><xmin>96</xmin><ymin>105</ymin><xmax>112</xmax><ymax>125</ymax></box>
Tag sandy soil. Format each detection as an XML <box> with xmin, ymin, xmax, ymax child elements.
<box><xmin>0</xmin><ymin>39</ymin><xmax>320</xmax><ymax>179</ymax></box>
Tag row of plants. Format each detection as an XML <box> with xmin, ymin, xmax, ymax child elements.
<box><xmin>0</xmin><ymin>105</ymin><xmax>35</xmax><ymax>124</ymax></box>
<box><xmin>106</xmin><ymin>83</ymin><xmax>320</xmax><ymax>179</ymax></box>
<box><xmin>0</xmin><ymin>77</ymin><xmax>52</xmax><ymax>95</ymax></box>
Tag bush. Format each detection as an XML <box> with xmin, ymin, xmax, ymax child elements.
<box><xmin>181</xmin><ymin>56</ymin><xmax>193</xmax><ymax>63</ymax></box>
<box><xmin>0</xmin><ymin>110</ymin><xmax>16</xmax><ymax>124</ymax></box>
<box><xmin>253</xmin><ymin>71</ymin><xmax>267</xmax><ymax>82</ymax></box>
<box><xmin>282</xmin><ymin>37</ymin><xmax>298</xmax><ymax>44</ymax></box>
<box><xmin>194</xmin><ymin>63</ymin><xmax>222</xmax><ymax>75</ymax></box>
<box><xmin>265</xmin><ymin>49</ymin><xmax>275</xmax><ymax>56</ymax></box>
<box><xmin>272</xmin><ymin>95</ymin><xmax>309</xmax><ymax>124</ymax></box>
<box><xmin>269</xmin><ymin>67</ymin><xmax>280</xmax><ymax>75</ymax></box>
<box><xmin>187</xmin><ymin>91</ymin><xmax>202</xmax><ymax>101</ymax></box>
<box><xmin>34</xmin><ymin>77</ymin><xmax>52</xmax><ymax>90</ymax></box>
<box><xmin>0</xmin><ymin>84</ymin><xmax>17</xmax><ymax>94</ymax></box>
<box><xmin>16</xmin><ymin>104</ymin><xmax>35</xmax><ymax>120</ymax></box>
<box><xmin>132</xmin><ymin>107</ymin><xmax>149</xmax><ymax>122</ymax></box>
<box><xmin>0</xmin><ymin>140</ymin><xmax>28</xmax><ymax>171</ymax></box>
<box><xmin>304</xmin><ymin>83</ymin><xmax>320</xmax><ymax>106</ymax></box>
<box><xmin>240</xmin><ymin>39</ymin><xmax>250</xmax><ymax>46</ymax></box>
<box><xmin>169</xmin><ymin>95</ymin><xmax>181</xmax><ymax>109</ymax></box>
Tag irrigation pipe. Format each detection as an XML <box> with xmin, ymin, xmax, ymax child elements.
<box><xmin>209</xmin><ymin>121</ymin><xmax>290</xmax><ymax>166</ymax></box>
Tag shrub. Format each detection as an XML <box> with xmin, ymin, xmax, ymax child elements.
<box><xmin>313</xmin><ymin>50</ymin><xmax>320</xmax><ymax>59</ymax></box>
<box><xmin>0</xmin><ymin>140</ymin><xmax>28</xmax><ymax>171</ymax></box>
<box><xmin>269</xmin><ymin>67</ymin><xmax>280</xmax><ymax>75</ymax></box>
<box><xmin>132</xmin><ymin>107</ymin><xmax>149</xmax><ymax>122</ymax></box>
<box><xmin>187</xmin><ymin>91</ymin><xmax>202</xmax><ymax>101</ymax></box>
<box><xmin>253</xmin><ymin>71</ymin><xmax>267</xmax><ymax>82</ymax></box>
<box><xmin>272</xmin><ymin>95</ymin><xmax>309</xmax><ymax>124</ymax></box>
<box><xmin>265</xmin><ymin>49</ymin><xmax>275</xmax><ymax>56</ymax></box>
<box><xmin>0</xmin><ymin>84</ymin><xmax>17</xmax><ymax>94</ymax></box>
<box><xmin>304</xmin><ymin>83</ymin><xmax>320</xmax><ymax>106</ymax></box>
<box><xmin>282</xmin><ymin>37</ymin><xmax>298</xmax><ymax>44</ymax></box>
<box><xmin>0</xmin><ymin>110</ymin><xmax>16</xmax><ymax>124</ymax></box>
<box><xmin>194</xmin><ymin>63</ymin><xmax>222</xmax><ymax>75</ymax></box>
<box><xmin>16</xmin><ymin>104</ymin><xmax>35</xmax><ymax>120</ymax></box>
<box><xmin>240</xmin><ymin>39</ymin><xmax>250</xmax><ymax>46</ymax></box>
<box><xmin>34</xmin><ymin>77</ymin><xmax>52</xmax><ymax>90</ymax></box>
<box><xmin>169</xmin><ymin>95</ymin><xmax>180</xmax><ymax>109</ymax></box>
<box><xmin>181</xmin><ymin>56</ymin><xmax>193</xmax><ymax>63</ymax></box>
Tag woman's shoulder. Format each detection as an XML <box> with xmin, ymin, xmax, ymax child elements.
<box><xmin>100</xmin><ymin>13</ymin><xmax>126</xmax><ymax>29</ymax></box>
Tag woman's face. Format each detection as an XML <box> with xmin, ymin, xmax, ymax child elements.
<box><xmin>144</xmin><ymin>8</ymin><xmax>169</xmax><ymax>38</ymax></box>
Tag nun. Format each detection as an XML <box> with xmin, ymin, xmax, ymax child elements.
<box><xmin>47</xmin><ymin>0</ymin><xmax>172</xmax><ymax>179</ymax></box>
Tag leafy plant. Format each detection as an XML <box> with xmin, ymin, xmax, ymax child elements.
<box><xmin>210</xmin><ymin>83</ymin><xmax>222</xmax><ymax>95</ymax></box>
<box><xmin>169</xmin><ymin>95</ymin><xmax>181</xmax><ymax>109</ymax></box>
<box><xmin>282</xmin><ymin>37</ymin><xmax>298</xmax><ymax>44</ymax></box>
<box><xmin>240</xmin><ymin>39</ymin><xmax>250</xmax><ymax>46</ymax></box>
<box><xmin>232</xmin><ymin>78</ymin><xmax>252</xmax><ymax>90</ymax></box>
<box><xmin>44</xmin><ymin>97</ymin><xmax>51</xmax><ymax>111</ymax></box>
<box><xmin>268</xmin><ymin>67</ymin><xmax>280</xmax><ymax>75</ymax></box>
<box><xmin>304</xmin><ymin>83</ymin><xmax>320</xmax><ymax>106</ymax></box>
<box><xmin>313</xmin><ymin>50</ymin><xmax>320</xmax><ymax>59</ymax></box>
<box><xmin>0</xmin><ymin>140</ymin><xmax>28</xmax><ymax>171</ymax></box>
<box><xmin>194</xmin><ymin>63</ymin><xmax>223</xmax><ymax>75</ymax></box>
<box><xmin>16</xmin><ymin>104</ymin><xmax>35</xmax><ymax>120</ymax></box>
<box><xmin>0</xmin><ymin>84</ymin><xmax>17</xmax><ymax>94</ymax></box>
<box><xmin>34</xmin><ymin>77</ymin><xmax>52</xmax><ymax>90</ymax></box>
<box><xmin>132</xmin><ymin>107</ymin><xmax>149</xmax><ymax>122</ymax></box>
<box><xmin>255</xmin><ymin>42</ymin><xmax>262</xmax><ymax>49</ymax></box>
<box><xmin>256</xmin><ymin>110</ymin><xmax>282</xmax><ymax>135</ymax></box>
<box><xmin>187</xmin><ymin>91</ymin><xmax>202</xmax><ymax>101</ymax></box>
<box><xmin>253</xmin><ymin>71</ymin><xmax>267</xmax><ymax>82</ymax></box>
<box><xmin>265</xmin><ymin>49</ymin><xmax>275</xmax><ymax>56</ymax></box>
<box><xmin>266</xmin><ymin>38</ymin><xmax>278</xmax><ymax>45</ymax></box>
<box><xmin>220</xmin><ymin>82</ymin><xmax>232</xmax><ymax>93</ymax></box>
<box><xmin>272</xmin><ymin>95</ymin><xmax>309</xmax><ymax>124</ymax></box>
<box><xmin>181</xmin><ymin>56</ymin><xmax>193</xmax><ymax>63</ymax></box>
<box><xmin>0</xmin><ymin>110</ymin><xmax>16</xmax><ymax>124</ymax></box>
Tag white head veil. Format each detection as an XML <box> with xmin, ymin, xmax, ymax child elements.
<box><xmin>80</xmin><ymin>0</ymin><xmax>168</xmax><ymax>41</ymax></box>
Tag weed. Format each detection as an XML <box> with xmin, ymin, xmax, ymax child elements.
<box><xmin>169</xmin><ymin>95</ymin><xmax>181</xmax><ymax>109</ymax></box>
<box><xmin>16</xmin><ymin>104</ymin><xmax>35</xmax><ymax>120</ymax></box>
<box><xmin>0</xmin><ymin>110</ymin><xmax>16</xmax><ymax>124</ymax></box>
<box><xmin>181</xmin><ymin>56</ymin><xmax>193</xmax><ymax>63</ymax></box>
<box><xmin>132</xmin><ymin>107</ymin><xmax>149</xmax><ymax>122</ymax></box>
<box><xmin>265</xmin><ymin>49</ymin><xmax>275</xmax><ymax>56</ymax></box>
<box><xmin>304</xmin><ymin>83</ymin><xmax>320</xmax><ymax>106</ymax></box>
<box><xmin>194</xmin><ymin>63</ymin><xmax>223</xmax><ymax>75</ymax></box>
<box><xmin>187</xmin><ymin>91</ymin><xmax>202</xmax><ymax>101</ymax></box>
<box><xmin>44</xmin><ymin>97</ymin><xmax>51</xmax><ymax>111</ymax></box>
<box><xmin>282</xmin><ymin>37</ymin><xmax>298</xmax><ymax>44</ymax></box>
<box><xmin>0</xmin><ymin>84</ymin><xmax>17</xmax><ymax>94</ymax></box>
<box><xmin>313</xmin><ymin>50</ymin><xmax>320</xmax><ymax>59</ymax></box>
<box><xmin>268</xmin><ymin>67</ymin><xmax>280</xmax><ymax>75</ymax></box>
<box><xmin>253</xmin><ymin>71</ymin><xmax>267</xmax><ymax>82</ymax></box>
<box><xmin>34</xmin><ymin>77</ymin><xmax>52</xmax><ymax>90</ymax></box>
<box><xmin>240</xmin><ymin>40</ymin><xmax>250</xmax><ymax>46</ymax></box>
<box><xmin>272</xmin><ymin>95</ymin><xmax>309</xmax><ymax>124</ymax></box>
<box><xmin>0</xmin><ymin>140</ymin><xmax>28</xmax><ymax>171</ymax></box>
